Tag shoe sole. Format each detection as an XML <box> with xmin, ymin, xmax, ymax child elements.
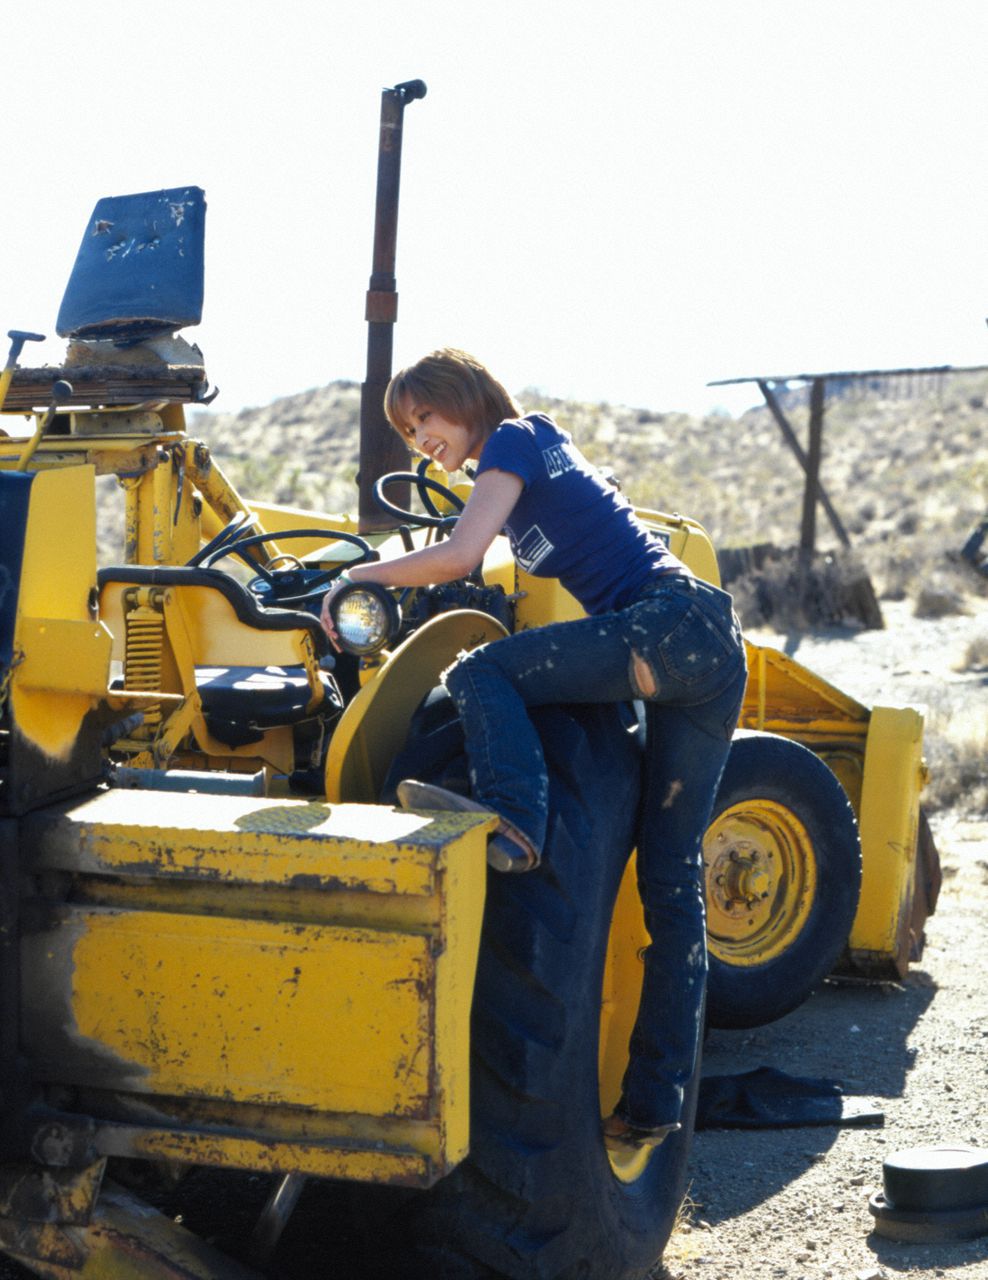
<box><xmin>602</xmin><ymin>1120</ymin><xmax>681</xmax><ymax>1152</ymax></box>
<box><xmin>396</xmin><ymin>780</ymin><xmax>540</xmax><ymax>873</ymax></box>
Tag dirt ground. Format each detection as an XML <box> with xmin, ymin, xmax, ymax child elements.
<box><xmin>661</xmin><ymin>599</ymin><xmax>988</xmax><ymax>1280</ymax></box>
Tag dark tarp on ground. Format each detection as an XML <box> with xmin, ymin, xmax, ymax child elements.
<box><xmin>697</xmin><ymin>1067</ymin><xmax>884</xmax><ymax>1129</ymax></box>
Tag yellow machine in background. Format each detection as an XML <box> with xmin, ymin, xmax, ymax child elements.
<box><xmin>0</xmin><ymin>95</ymin><xmax>938</xmax><ymax>1280</ymax></box>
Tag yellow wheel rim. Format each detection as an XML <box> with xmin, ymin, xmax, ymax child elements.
<box><xmin>598</xmin><ymin>853</ymin><xmax>654</xmax><ymax>1183</ymax></box>
<box><xmin>606</xmin><ymin>1137</ymin><xmax>654</xmax><ymax>1184</ymax></box>
<box><xmin>703</xmin><ymin>799</ymin><xmax>817</xmax><ymax>967</ymax></box>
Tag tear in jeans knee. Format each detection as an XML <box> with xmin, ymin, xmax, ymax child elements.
<box><xmin>630</xmin><ymin>648</ymin><xmax>657</xmax><ymax>698</ymax></box>
<box><xmin>441</xmin><ymin>647</ymin><xmax>476</xmax><ymax>688</ymax></box>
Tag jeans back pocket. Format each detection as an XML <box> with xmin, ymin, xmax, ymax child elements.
<box><xmin>658</xmin><ymin>603</ymin><xmax>734</xmax><ymax>687</ymax></box>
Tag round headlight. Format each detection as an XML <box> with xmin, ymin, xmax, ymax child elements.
<box><xmin>332</xmin><ymin>583</ymin><xmax>401</xmax><ymax>656</ymax></box>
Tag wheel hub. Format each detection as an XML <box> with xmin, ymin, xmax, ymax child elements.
<box><xmin>703</xmin><ymin>800</ymin><xmax>817</xmax><ymax>966</ymax></box>
<box><xmin>710</xmin><ymin>840</ymin><xmax>774</xmax><ymax>910</ymax></box>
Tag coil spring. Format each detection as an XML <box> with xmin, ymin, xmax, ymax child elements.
<box><xmin>124</xmin><ymin>597</ymin><xmax>164</xmax><ymax>734</ymax></box>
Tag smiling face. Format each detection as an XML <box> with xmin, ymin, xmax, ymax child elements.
<box><xmin>384</xmin><ymin>349</ymin><xmax>522</xmax><ymax>464</ymax></box>
<box><xmin>407</xmin><ymin>403</ymin><xmax>486</xmax><ymax>472</ymax></box>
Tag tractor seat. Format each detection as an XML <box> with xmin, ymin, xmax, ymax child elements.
<box><xmin>97</xmin><ymin>564</ymin><xmax>332</xmax><ymax>645</ymax></box>
<box><xmin>194</xmin><ymin>664</ymin><xmax>342</xmax><ymax>747</ymax></box>
<box><xmin>98</xmin><ymin>564</ymin><xmax>342</xmax><ymax>748</ymax></box>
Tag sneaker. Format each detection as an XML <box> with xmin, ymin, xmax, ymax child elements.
<box><xmin>602</xmin><ymin>1113</ymin><xmax>681</xmax><ymax>1152</ymax></box>
<box><xmin>396</xmin><ymin>779</ymin><xmax>540</xmax><ymax>873</ymax></box>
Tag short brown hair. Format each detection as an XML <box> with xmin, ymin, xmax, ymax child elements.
<box><xmin>384</xmin><ymin>348</ymin><xmax>520</xmax><ymax>446</ymax></box>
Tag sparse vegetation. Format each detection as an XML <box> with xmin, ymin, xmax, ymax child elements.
<box><xmin>957</xmin><ymin>630</ymin><xmax>988</xmax><ymax>671</ymax></box>
<box><xmin>918</xmin><ymin>697</ymin><xmax>988</xmax><ymax>815</ymax></box>
<box><xmin>914</xmin><ymin>584</ymin><xmax>970</xmax><ymax>619</ymax></box>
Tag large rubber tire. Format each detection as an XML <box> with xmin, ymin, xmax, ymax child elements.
<box><xmin>369</xmin><ymin>698</ymin><xmax>700</xmax><ymax>1280</ymax></box>
<box><xmin>703</xmin><ymin>731</ymin><xmax>862</xmax><ymax>1030</ymax></box>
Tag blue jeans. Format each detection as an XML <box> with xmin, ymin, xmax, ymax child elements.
<box><xmin>442</xmin><ymin>574</ymin><xmax>747</xmax><ymax>1127</ymax></box>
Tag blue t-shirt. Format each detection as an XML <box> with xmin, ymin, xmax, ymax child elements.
<box><xmin>475</xmin><ymin>413</ymin><xmax>685</xmax><ymax>615</ymax></box>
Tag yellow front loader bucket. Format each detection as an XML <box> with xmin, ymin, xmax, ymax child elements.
<box><xmin>19</xmin><ymin>789</ymin><xmax>490</xmax><ymax>1188</ymax></box>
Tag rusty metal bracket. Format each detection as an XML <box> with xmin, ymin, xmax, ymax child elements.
<box><xmin>0</xmin><ymin>1175</ymin><xmax>262</xmax><ymax>1278</ymax></box>
<box><xmin>0</xmin><ymin>1160</ymin><xmax>104</xmax><ymax>1226</ymax></box>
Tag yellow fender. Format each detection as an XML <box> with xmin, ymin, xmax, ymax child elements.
<box><xmin>325</xmin><ymin>609</ymin><xmax>508</xmax><ymax>803</ymax></box>
<box><xmin>850</xmin><ymin>704</ymin><xmax>927</xmax><ymax>976</ymax></box>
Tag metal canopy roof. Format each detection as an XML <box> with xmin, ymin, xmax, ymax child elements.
<box><xmin>709</xmin><ymin>363</ymin><xmax>988</xmax><ymax>387</ymax></box>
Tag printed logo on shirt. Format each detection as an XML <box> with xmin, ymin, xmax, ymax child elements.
<box><xmin>511</xmin><ymin>525</ymin><xmax>554</xmax><ymax>572</ymax></box>
<box><xmin>543</xmin><ymin>443</ymin><xmax>576</xmax><ymax>479</ymax></box>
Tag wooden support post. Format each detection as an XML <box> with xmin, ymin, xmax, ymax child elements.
<box><xmin>757</xmin><ymin>379</ymin><xmax>851</xmax><ymax>549</ymax></box>
<box><xmin>799</xmin><ymin>376</ymin><xmax>825</xmax><ymax>556</ymax></box>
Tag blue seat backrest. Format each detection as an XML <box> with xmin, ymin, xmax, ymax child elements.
<box><xmin>56</xmin><ymin>187</ymin><xmax>206</xmax><ymax>341</ymax></box>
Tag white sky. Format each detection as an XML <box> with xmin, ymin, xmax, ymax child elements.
<box><xmin>4</xmin><ymin>1</ymin><xmax>987</xmax><ymax>418</ymax></box>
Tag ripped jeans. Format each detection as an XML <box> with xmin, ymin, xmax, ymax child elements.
<box><xmin>442</xmin><ymin>574</ymin><xmax>747</xmax><ymax>1127</ymax></box>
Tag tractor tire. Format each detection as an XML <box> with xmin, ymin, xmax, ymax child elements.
<box><xmin>369</xmin><ymin>698</ymin><xmax>699</xmax><ymax>1280</ymax></box>
<box><xmin>703</xmin><ymin>730</ymin><xmax>862</xmax><ymax>1030</ymax></box>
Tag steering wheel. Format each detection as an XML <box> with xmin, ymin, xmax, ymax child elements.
<box><xmin>186</xmin><ymin>510</ymin><xmax>260</xmax><ymax>567</ymax></box>
<box><xmin>373</xmin><ymin>467</ymin><xmax>466</xmax><ymax>529</ymax></box>
<box><xmin>196</xmin><ymin>527</ymin><xmax>378</xmax><ymax>606</ymax></box>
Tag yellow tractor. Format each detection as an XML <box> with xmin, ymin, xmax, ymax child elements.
<box><xmin>0</xmin><ymin>84</ymin><xmax>937</xmax><ymax>1280</ymax></box>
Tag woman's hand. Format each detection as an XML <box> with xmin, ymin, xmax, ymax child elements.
<box><xmin>319</xmin><ymin>575</ymin><xmax>351</xmax><ymax>650</ymax></box>
<box><xmin>317</xmin><ymin>468</ymin><xmax>523</xmax><ymax>648</ymax></box>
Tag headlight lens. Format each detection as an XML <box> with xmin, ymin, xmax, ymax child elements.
<box><xmin>332</xmin><ymin>584</ymin><xmax>401</xmax><ymax>656</ymax></box>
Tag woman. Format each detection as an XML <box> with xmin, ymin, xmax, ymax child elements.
<box><xmin>320</xmin><ymin>347</ymin><xmax>747</xmax><ymax>1150</ymax></box>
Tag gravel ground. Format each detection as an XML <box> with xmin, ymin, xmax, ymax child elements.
<box><xmin>661</xmin><ymin>600</ymin><xmax>988</xmax><ymax>1280</ymax></box>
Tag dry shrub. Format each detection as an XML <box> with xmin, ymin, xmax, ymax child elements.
<box><xmin>955</xmin><ymin>631</ymin><xmax>988</xmax><ymax>671</ymax></box>
<box><xmin>721</xmin><ymin>547</ymin><xmax>883</xmax><ymax>632</ymax></box>
<box><xmin>921</xmin><ymin>700</ymin><xmax>988</xmax><ymax>814</ymax></box>
<box><xmin>871</xmin><ymin>549</ymin><xmax>932</xmax><ymax>601</ymax></box>
<box><xmin>657</xmin><ymin>1189</ymin><xmax>703</xmax><ymax>1275</ymax></box>
<box><xmin>914</xmin><ymin>586</ymin><xmax>969</xmax><ymax>619</ymax></box>
<box><xmin>869</xmin><ymin>545</ymin><xmax>981</xmax><ymax>606</ymax></box>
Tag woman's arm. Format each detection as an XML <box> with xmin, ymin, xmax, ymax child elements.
<box><xmin>320</xmin><ymin>468</ymin><xmax>523</xmax><ymax>640</ymax></box>
<box><xmin>341</xmin><ymin>469</ymin><xmax>523</xmax><ymax>588</ymax></box>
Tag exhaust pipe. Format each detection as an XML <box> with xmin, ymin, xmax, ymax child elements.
<box><xmin>357</xmin><ymin>78</ymin><xmax>427</xmax><ymax>531</ymax></box>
